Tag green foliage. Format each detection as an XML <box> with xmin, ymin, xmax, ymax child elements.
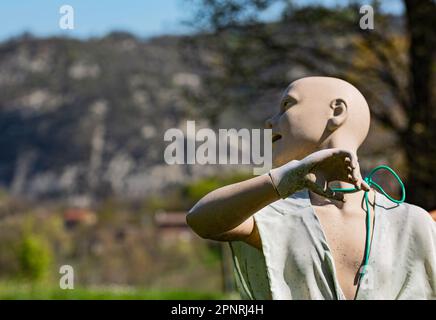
<box><xmin>0</xmin><ymin>282</ymin><xmax>231</xmax><ymax>300</ymax></box>
<box><xmin>184</xmin><ymin>172</ymin><xmax>252</xmax><ymax>203</ymax></box>
<box><xmin>140</xmin><ymin>172</ymin><xmax>253</xmax><ymax>211</ymax></box>
<box><xmin>185</xmin><ymin>178</ymin><xmax>223</xmax><ymax>202</ymax></box>
<box><xmin>18</xmin><ymin>234</ymin><xmax>53</xmax><ymax>282</ymax></box>
<box><xmin>200</xmin><ymin>243</ymin><xmax>223</xmax><ymax>266</ymax></box>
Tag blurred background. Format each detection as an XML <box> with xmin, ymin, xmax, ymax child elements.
<box><xmin>0</xmin><ymin>0</ymin><xmax>434</xmax><ymax>299</ymax></box>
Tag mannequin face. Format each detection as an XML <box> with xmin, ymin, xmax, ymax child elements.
<box><xmin>266</xmin><ymin>76</ymin><xmax>370</xmax><ymax>167</ymax></box>
<box><xmin>266</xmin><ymin>78</ymin><xmax>331</xmax><ymax>166</ymax></box>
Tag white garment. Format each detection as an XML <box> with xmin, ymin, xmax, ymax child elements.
<box><xmin>229</xmin><ymin>189</ymin><xmax>436</xmax><ymax>300</ymax></box>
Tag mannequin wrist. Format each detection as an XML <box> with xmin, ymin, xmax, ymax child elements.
<box><xmin>268</xmin><ymin>160</ymin><xmax>304</xmax><ymax>199</ymax></box>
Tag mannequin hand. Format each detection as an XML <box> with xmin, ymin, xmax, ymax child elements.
<box><xmin>269</xmin><ymin>148</ymin><xmax>370</xmax><ymax>201</ymax></box>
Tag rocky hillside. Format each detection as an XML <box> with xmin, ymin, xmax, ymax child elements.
<box><xmin>0</xmin><ymin>32</ymin><xmax>261</xmax><ymax>203</ymax></box>
<box><xmin>0</xmin><ymin>30</ymin><xmax>399</xmax><ymax>203</ymax></box>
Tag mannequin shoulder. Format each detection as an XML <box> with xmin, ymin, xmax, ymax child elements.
<box><xmin>380</xmin><ymin>199</ymin><xmax>435</xmax><ymax>238</ymax></box>
<box><xmin>403</xmin><ymin>202</ymin><xmax>434</xmax><ymax>227</ymax></box>
<box><xmin>397</xmin><ymin>202</ymin><xmax>436</xmax><ymax>243</ymax></box>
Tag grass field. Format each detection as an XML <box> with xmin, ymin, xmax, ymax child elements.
<box><xmin>0</xmin><ymin>282</ymin><xmax>233</xmax><ymax>300</ymax></box>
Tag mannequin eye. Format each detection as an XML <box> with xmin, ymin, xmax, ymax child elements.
<box><xmin>280</xmin><ymin>96</ymin><xmax>297</xmax><ymax>113</ymax></box>
<box><xmin>282</xmin><ymin>99</ymin><xmax>295</xmax><ymax>110</ymax></box>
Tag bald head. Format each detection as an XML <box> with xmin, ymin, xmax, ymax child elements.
<box><xmin>285</xmin><ymin>76</ymin><xmax>371</xmax><ymax>147</ymax></box>
<box><xmin>268</xmin><ymin>76</ymin><xmax>371</xmax><ymax>165</ymax></box>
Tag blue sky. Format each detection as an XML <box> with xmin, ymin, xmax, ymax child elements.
<box><xmin>0</xmin><ymin>0</ymin><xmax>404</xmax><ymax>42</ymax></box>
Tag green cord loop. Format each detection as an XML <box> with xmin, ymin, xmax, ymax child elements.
<box><xmin>331</xmin><ymin>165</ymin><xmax>406</xmax><ymax>280</ymax></box>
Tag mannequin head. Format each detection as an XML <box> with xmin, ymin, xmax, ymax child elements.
<box><xmin>266</xmin><ymin>76</ymin><xmax>370</xmax><ymax>167</ymax></box>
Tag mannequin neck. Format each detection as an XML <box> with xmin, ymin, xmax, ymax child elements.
<box><xmin>309</xmin><ymin>136</ymin><xmax>371</xmax><ymax>211</ymax></box>
<box><xmin>322</xmin><ymin>136</ymin><xmax>359</xmax><ymax>155</ymax></box>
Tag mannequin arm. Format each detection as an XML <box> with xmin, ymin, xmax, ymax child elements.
<box><xmin>186</xmin><ymin>174</ymin><xmax>278</xmax><ymax>250</ymax></box>
<box><xmin>186</xmin><ymin>148</ymin><xmax>368</xmax><ymax>249</ymax></box>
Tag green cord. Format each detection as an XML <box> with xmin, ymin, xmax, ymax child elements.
<box><xmin>331</xmin><ymin>165</ymin><xmax>406</xmax><ymax>281</ymax></box>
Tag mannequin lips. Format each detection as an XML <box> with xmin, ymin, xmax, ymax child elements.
<box><xmin>272</xmin><ymin>133</ymin><xmax>282</xmax><ymax>143</ymax></box>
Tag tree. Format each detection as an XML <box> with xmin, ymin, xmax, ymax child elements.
<box><xmin>18</xmin><ymin>233</ymin><xmax>53</xmax><ymax>282</ymax></box>
<box><xmin>185</xmin><ymin>0</ymin><xmax>435</xmax><ymax>209</ymax></box>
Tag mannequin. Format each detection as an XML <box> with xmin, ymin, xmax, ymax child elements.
<box><xmin>187</xmin><ymin>77</ymin><xmax>436</xmax><ymax>300</ymax></box>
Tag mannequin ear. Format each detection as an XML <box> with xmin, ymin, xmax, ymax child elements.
<box><xmin>327</xmin><ymin>98</ymin><xmax>348</xmax><ymax>131</ymax></box>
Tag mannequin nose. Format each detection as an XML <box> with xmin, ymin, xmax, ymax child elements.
<box><xmin>265</xmin><ymin>114</ymin><xmax>278</xmax><ymax>129</ymax></box>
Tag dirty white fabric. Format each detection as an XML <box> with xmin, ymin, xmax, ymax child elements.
<box><xmin>229</xmin><ymin>189</ymin><xmax>436</xmax><ymax>300</ymax></box>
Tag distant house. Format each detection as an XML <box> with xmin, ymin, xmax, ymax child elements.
<box><xmin>154</xmin><ymin>211</ymin><xmax>192</xmax><ymax>241</ymax></box>
<box><xmin>64</xmin><ymin>208</ymin><xmax>97</xmax><ymax>229</ymax></box>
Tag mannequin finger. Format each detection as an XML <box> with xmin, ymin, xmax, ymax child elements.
<box><xmin>360</xmin><ymin>179</ymin><xmax>371</xmax><ymax>191</ymax></box>
<box><xmin>352</xmin><ymin>164</ymin><xmax>370</xmax><ymax>191</ymax></box>
<box><xmin>350</xmin><ymin>162</ymin><xmax>362</xmax><ymax>182</ymax></box>
<box><xmin>347</xmin><ymin>174</ymin><xmax>357</xmax><ymax>184</ymax></box>
<box><xmin>307</xmin><ymin>181</ymin><xmax>345</xmax><ymax>202</ymax></box>
<box><xmin>347</xmin><ymin>169</ymin><xmax>358</xmax><ymax>183</ymax></box>
<box><xmin>344</xmin><ymin>157</ymin><xmax>355</xmax><ymax>169</ymax></box>
<box><xmin>340</xmin><ymin>150</ymin><xmax>359</xmax><ymax>169</ymax></box>
<box><xmin>354</xmin><ymin>177</ymin><xmax>362</xmax><ymax>190</ymax></box>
